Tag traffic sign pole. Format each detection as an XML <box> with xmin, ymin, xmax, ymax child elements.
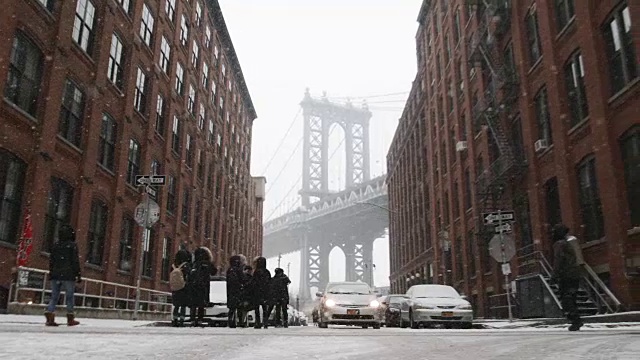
<box><xmin>498</xmin><ymin>210</ymin><xmax>513</xmax><ymax>322</ymax></box>
<box><xmin>133</xmin><ymin>187</ymin><xmax>152</xmax><ymax>321</ymax></box>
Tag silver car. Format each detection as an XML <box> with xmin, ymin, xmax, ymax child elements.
<box><xmin>316</xmin><ymin>282</ymin><xmax>382</xmax><ymax>329</ymax></box>
<box><xmin>399</xmin><ymin>284</ymin><xmax>473</xmax><ymax>329</ymax></box>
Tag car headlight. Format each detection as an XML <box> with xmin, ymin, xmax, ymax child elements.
<box><xmin>457</xmin><ymin>304</ymin><xmax>472</xmax><ymax>310</ymax></box>
<box><xmin>325</xmin><ymin>299</ymin><xmax>336</xmax><ymax>307</ymax></box>
<box><xmin>369</xmin><ymin>300</ymin><xmax>380</xmax><ymax>308</ymax></box>
<box><xmin>389</xmin><ymin>308</ymin><xmax>400</xmax><ymax>312</ymax></box>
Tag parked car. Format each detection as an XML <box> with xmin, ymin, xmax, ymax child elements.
<box><xmin>316</xmin><ymin>281</ymin><xmax>382</xmax><ymax>329</ymax></box>
<box><xmin>203</xmin><ymin>276</ymin><xmax>229</xmax><ymax>326</ymax></box>
<box><xmin>381</xmin><ymin>294</ymin><xmax>408</xmax><ymax>327</ymax></box>
<box><xmin>399</xmin><ymin>284</ymin><xmax>473</xmax><ymax>329</ymax></box>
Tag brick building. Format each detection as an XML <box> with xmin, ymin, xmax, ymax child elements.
<box><xmin>0</xmin><ymin>0</ymin><xmax>264</xmax><ymax>310</ymax></box>
<box><xmin>387</xmin><ymin>0</ymin><xmax>640</xmax><ymax>316</ymax></box>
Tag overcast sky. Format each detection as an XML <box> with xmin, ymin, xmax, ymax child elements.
<box><xmin>219</xmin><ymin>0</ymin><xmax>423</xmax><ymax>294</ymax></box>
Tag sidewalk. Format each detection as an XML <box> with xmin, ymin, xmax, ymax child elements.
<box><xmin>0</xmin><ymin>314</ymin><xmax>155</xmax><ymax>328</ymax></box>
<box><xmin>476</xmin><ymin>311</ymin><xmax>640</xmax><ymax>329</ymax></box>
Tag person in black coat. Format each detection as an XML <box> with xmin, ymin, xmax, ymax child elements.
<box><xmin>190</xmin><ymin>247</ymin><xmax>217</xmax><ymax>327</ymax></box>
<box><xmin>250</xmin><ymin>257</ymin><xmax>272</xmax><ymax>329</ymax></box>
<box><xmin>551</xmin><ymin>224</ymin><xmax>584</xmax><ymax>331</ymax></box>
<box><xmin>171</xmin><ymin>248</ymin><xmax>192</xmax><ymax>327</ymax></box>
<box><xmin>45</xmin><ymin>224</ymin><xmax>81</xmax><ymax>326</ymax></box>
<box><xmin>226</xmin><ymin>255</ymin><xmax>244</xmax><ymax>328</ymax></box>
<box><xmin>270</xmin><ymin>268</ymin><xmax>291</xmax><ymax>327</ymax></box>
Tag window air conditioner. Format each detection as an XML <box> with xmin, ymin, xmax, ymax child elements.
<box><xmin>456</xmin><ymin>141</ymin><xmax>468</xmax><ymax>152</ymax></box>
<box><xmin>534</xmin><ymin>139</ymin><xmax>548</xmax><ymax>152</ymax></box>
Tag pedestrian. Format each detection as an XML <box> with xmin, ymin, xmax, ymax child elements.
<box><xmin>170</xmin><ymin>248</ymin><xmax>192</xmax><ymax>327</ymax></box>
<box><xmin>226</xmin><ymin>255</ymin><xmax>244</xmax><ymax>328</ymax></box>
<box><xmin>44</xmin><ymin>224</ymin><xmax>81</xmax><ymax>326</ymax></box>
<box><xmin>189</xmin><ymin>247</ymin><xmax>217</xmax><ymax>327</ymax></box>
<box><xmin>551</xmin><ymin>223</ymin><xmax>585</xmax><ymax>331</ymax></box>
<box><xmin>238</xmin><ymin>264</ymin><xmax>253</xmax><ymax>327</ymax></box>
<box><xmin>250</xmin><ymin>257</ymin><xmax>272</xmax><ymax>329</ymax></box>
<box><xmin>270</xmin><ymin>267</ymin><xmax>291</xmax><ymax>328</ymax></box>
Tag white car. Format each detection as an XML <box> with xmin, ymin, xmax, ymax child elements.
<box><xmin>203</xmin><ymin>276</ymin><xmax>229</xmax><ymax>326</ymax></box>
<box><xmin>399</xmin><ymin>284</ymin><xmax>473</xmax><ymax>329</ymax></box>
<box><xmin>316</xmin><ymin>282</ymin><xmax>382</xmax><ymax>329</ymax></box>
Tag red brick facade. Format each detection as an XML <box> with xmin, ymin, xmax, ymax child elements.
<box><xmin>388</xmin><ymin>0</ymin><xmax>640</xmax><ymax>316</ymax></box>
<box><xmin>0</xmin><ymin>0</ymin><xmax>264</xmax><ymax>309</ymax></box>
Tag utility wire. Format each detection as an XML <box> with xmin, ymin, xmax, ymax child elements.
<box><xmin>259</xmin><ymin>108</ymin><xmax>301</xmax><ymax>175</ymax></box>
<box><xmin>327</xmin><ymin>91</ymin><xmax>410</xmax><ymax>100</ymax></box>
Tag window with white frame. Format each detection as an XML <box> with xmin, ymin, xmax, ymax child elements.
<box><xmin>37</xmin><ymin>0</ymin><xmax>55</xmax><ymax>11</ymax></box>
<box><xmin>534</xmin><ymin>87</ymin><xmax>552</xmax><ymax>145</ymax></box>
<box><xmin>191</xmin><ymin>41</ymin><xmax>199</xmax><ymax>67</ymax></box>
<box><xmin>199</xmin><ymin>104</ymin><xmax>205</xmax><ymax>130</ymax></box>
<box><xmin>188</xmin><ymin>84</ymin><xmax>196</xmax><ymax>114</ymax></box>
<box><xmin>180</xmin><ymin>14</ymin><xmax>189</xmax><ymax>47</ymax></box>
<box><xmin>564</xmin><ymin>52</ymin><xmax>589</xmax><ymax>126</ymax></box>
<box><xmin>205</xmin><ymin>26</ymin><xmax>211</xmax><ymax>48</ymax></box>
<box><xmin>526</xmin><ymin>8</ymin><xmax>542</xmax><ymax>65</ymax></box>
<box><xmin>555</xmin><ymin>0</ymin><xmax>575</xmax><ymax>31</ymax></box>
<box><xmin>155</xmin><ymin>94</ymin><xmax>165</xmax><ymax>136</ymax></box>
<box><xmin>159</xmin><ymin>36</ymin><xmax>171</xmax><ymax>74</ymax></box>
<box><xmin>175</xmin><ymin>62</ymin><xmax>184</xmax><ymax>95</ymax></box>
<box><xmin>165</xmin><ymin>0</ymin><xmax>175</xmax><ymax>22</ymax></box>
<box><xmin>202</xmin><ymin>63</ymin><xmax>209</xmax><ymax>87</ymax></box>
<box><xmin>603</xmin><ymin>2</ymin><xmax>637</xmax><ymax>95</ymax></box>
<box><xmin>117</xmin><ymin>0</ymin><xmax>131</xmax><ymax>14</ymax></box>
<box><xmin>195</xmin><ymin>2</ymin><xmax>202</xmax><ymax>27</ymax></box>
<box><xmin>172</xmin><ymin>116</ymin><xmax>181</xmax><ymax>153</ymax></box>
<box><xmin>185</xmin><ymin>134</ymin><xmax>194</xmax><ymax>168</ymax></box>
<box><xmin>108</xmin><ymin>33</ymin><xmax>125</xmax><ymax>88</ymax></box>
<box><xmin>208</xmin><ymin>120</ymin><xmax>214</xmax><ymax>144</ymax></box>
<box><xmin>140</xmin><ymin>3</ymin><xmax>154</xmax><ymax>47</ymax></box>
<box><xmin>214</xmin><ymin>44</ymin><xmax>219</xmax><ymax>59</ymax></box>
<box><xmin>72</xmin><ymin>0</ymin><xmax>96</xmax><ymax>53</ymax></box>
<box><xmin>5</xmin><ymin>32</ymin><xmax>44</xmax><ymax>117</ymax></box>
<box><xmin>58</xmin><ymin>79</ymin><xmax>85</xmax><ymax>147</ymax></box>
<box><xmin>134</xmin><ymin>67</ymin><xmax>147</xmax><ymax>114</ymax></box>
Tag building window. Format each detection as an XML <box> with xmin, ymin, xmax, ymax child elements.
<box><xmin>457</xmin><ymin>61</ymin><xmax>464</xmax><ymax>101</ymax></box>
<box><xmin>208</xmin><ymin>120</ymin><xmax>215</xmax><ymax>144</ymax></box>
<box><xmin>202</xmin><ymin>63</ymin><xmax>209</xmax><ymax>87</ymax></box>
<box><xmin>98</xmin><ymin>113</ymin><xmax>117</xmax><ymax>171</ymax></box>
<box><xmin>142</xmin><ymin>228</ymin><xmax>154</xmax><ymax>277</ymax></box>
<box><xmin>205</xmin><ymin>26</ymin><xmax>211</xmax><ymax>48</ymax></box>
<box><xmin>526</xmin><ymin>8</ymin><xmax>542</xmax><ymax>65</ymax></box>
<box><xmin>564</xmin><ymin>52</ymin><xmax>589</xmax><ymax>127</ymax></box>
<box><xmin>180</xmin><ymin>14</ymin><xmax>189</xmax><ymax>47</ymax></box>
<box><xmin>107</xmin><ymin>33</ymin><xmax>125</xmax><ymax>89</ymax></box>
<box><xmin>166</xmin><ymin>175</ymin><xmax>176</xmax><ymax>214</ymax></box>
<box><xmin>87</xmin><ymin>200</ymin><xmax>108</xmax><ymax>266</ymax></box>
<box><xmin>172</xmin><ymin>116</ymin><xmax>181</xmax><ymax>153</ymax></box>
<box><xmin>161</xmin><ymin>236</ymin><xmax>173</xmax><ymax>281</ymax></box>
<box><xmin>44</xmin><ymin>178</ymin><xmax>74</xmax><ymax>252</ymax></box>
<box><xmin>198</xmin><ymin>104</ymin><xmax>205</xmax><ymax>130</ymax></box>
<box><xmin>453</xmin><ymin>181</ymin><xmax>460</xmax><ymax>219</ymax></box>
<box><xmin>159</xmin><ymin>36</ymin><xmax>171</xmax><ymax>74</ymax></box>
<box><xmin>165</xmin><ymin>0</ymin><xmax>175</xmax><ymax>22</ymax></box>
<box><xmin>621</xmin><ymin>128</ymin><xmax>640</xmax><ymax>227</ymax></box>
<box><xmin>188</xmin><ymin>84</ymin><xmax>196</xmax><ymax>114</ymax></box>
<box><xmin>37</xmin><ymin>0</ymin><xmax>55</xmax><ymax>11</ymax></box>
<box><xmin>58</xmin><ymin>80</ymin><xmax>85</xmax><ymax>147</ymax></box>
<box><xmin>195</xmin><ymin>2</ymin><xmax>202</xmax><ymax>26</ymax></box>
<box><xmin>197</xmin><ymin>149</ymin><xmax>204</xmax><ymax>181</ymax></box>
<box><xmin>0</xmin><ymin>150</ymin><xmax>26</xmax><ymax>244</ymax></box>
<box><xmin>140</xmin><ymin>3</ymin><xmax>154</xmax><ymax>47</ymax></box>
<box><xmin>191</xmin><ymin>41</ymin><xmax>199</xmax><ymax>67</ymax></box>
<box><xmin>194</xmin><ymin>199</ymin><xmax>202</xmax><ymax>232</ymax></box>
<box><xmin>175</xmin><ymin>63</ymin><xmax>184</xmax><ymax>95</ymax></box>
<box><xmin>544</xmin><ymin>177</ymin><xmax>562</xmax><ymax>240</ymax></box>
<box><xmin>134</xmin><ymin>68</ymin><xmax>147</xmax><ymax>114</ymax></box>
<box><xmin>126</xmin><ymin>139</ymin><xmax>141</xmax><ymax>185</ymax></box>
<box><xmin>72</xmin><ymin>0</ymin><xmax>96</xmax><ymax>53</ymax></box>
<box><xmin>117</xmin><ymin>0</ymin><xmax>131</xmax><ymax>14</ymax></box>
<box><xmin>118</xmin><ymin>216</ymin><xmax>135</xmax><ymax>271</ymax></box>
<box><xmin>467</xmin><ymin>231</ymin><xmax>476</xmax><ymax>276</ymax></box>
<box><xmin>577</xmin><ymin>157</ymin><xmax>605</xmax><ymax>241</ymax></box>
<box><xmin>603</xmin><ymin>3</ymin><xmax>637</xmax><ymax>95</ymax></box>
<box><xmin>185</xmin><ymin>134</ymin><xmax>194</xmax><ymax>168</ymax></box>
<box><xmin>555</xmin><ymin>0</ymin><xmax>575</xmax><ymax>31</ymax></box>
<box><xmin>4</xmin><ymin>32</ymin><xmax>44</xmax><ymax>117</ymax></box>
<box><xmin>534</xmin><ymin>87</ymin><xmax>553</xmax><ymax>145</ymax></box>
<box><xmin>182</xmin><ymin>189</ymin><xmax>190</xmax><ymax>224</ymax></box>
<box><xmin>454</xmin><ymin>7</ymin><xmax>461</xmax><ymax>44</ymax></box>
<box><xmin>155</xmin><ymin>94</ymin><xmax>165</xmax><ymax>136</ymax></box>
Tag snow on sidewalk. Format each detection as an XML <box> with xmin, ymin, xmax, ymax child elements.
<box><xmin>0</xmin><ymin>314</ymin><xmax>154</xmax><ymax>328</ymax></box>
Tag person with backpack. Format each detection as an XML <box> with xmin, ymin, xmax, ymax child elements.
<box><xmin>170</xmin><ymin>248</ymin><xmax>192</xmax><ymax>327</ymax></box>
<box><xmin>250</xmin><ymin>257</ymin><xmax>272</xmax><ymax>329</ymax></box>
<box><xmin>189</xmin><ymin>247</ymin><xmax>217</xmax><ymax>327</ymax></box>
<box><xmin>44</xmin><ymin>224</ymin><xmax>81</xmax><ymax>326</ymax></box>
<box><xmin>270</xmin><ymin>267</ymin><xmax>291</xmax><ymax>328</ymax></box>
<box><xmin>551</xmin><ymin>223</ymin><xmax>585</xmax><ymax>331</ymax></box>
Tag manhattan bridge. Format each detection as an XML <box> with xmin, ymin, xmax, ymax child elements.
<box><xmin>262</xmin><ymin>89</ymin><xmax>392</xmax><ymax>305</ymax></box>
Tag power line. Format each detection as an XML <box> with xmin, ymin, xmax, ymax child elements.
<box><xmin>259</xmin><ymin>108</ymin><xmax>301</xmax><ymax>175</ymax></box>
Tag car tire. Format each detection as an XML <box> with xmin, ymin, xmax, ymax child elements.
<box><xmin>461</xmin><ymin>322</ymin><xmax>472</xmax><ymax>329</ymax></box>
<box><xmin>409</xmin><ymin>311</ymin><xmax>419</xmax><ymax>329</ymax></box>
<box><xmin>373</xmin><ymin>323</ymin><xmax>381</xmax><ymax>329</ymax></box>
<box><xmin>399</xmin><ymin>311</ymin><xmax>408</xmax><ymax>328</ymax></box>
<box><xmin>362</xmin><ymin>325</ymin><xmax>369</xmax><ymax>329</ymax></box>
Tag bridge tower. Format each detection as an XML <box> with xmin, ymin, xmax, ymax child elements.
<box><xmin>297</xmin><ymin>89</ymin><xmax>374</xmax><ymax>301</ymax></box>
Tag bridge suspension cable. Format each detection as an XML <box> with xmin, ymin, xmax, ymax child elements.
<box><xmin>265</xmin><ymin>135</ymin><xmax>303</xmax><ymax>196</ymax></box>
<box><xmin>259</xmin><ymin>108</ymin><xmax>301</xmax><ymax>175</ymax></box>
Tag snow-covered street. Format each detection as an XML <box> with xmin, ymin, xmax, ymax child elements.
<box><xmin>1</xmin><ymin>316</ymin><xmax>639</xmax><ymax>359</ymax></box>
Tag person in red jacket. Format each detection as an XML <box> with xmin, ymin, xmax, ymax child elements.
<box><xmin>44</xmin><ymin>224</ymin><xmax>81</xmax><ymax>326</ymax></box>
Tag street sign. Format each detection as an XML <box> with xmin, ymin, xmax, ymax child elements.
<box><xmin>135</xmin><ymin>175</ymin><xmax>166</xmax><ymax>186</ymax></box>
<box><xmin>489</xmin><ymin>233</ymin><xmax>516</xmax><ymax>263</ymax></box>
<box><xmin>483</xmin><ymin>210</ymin><xmax>515</xmax><ymax>225</ymax></box>
<box><xmin>501</xmin><ymin>263</ymin><xmax>511</xmax><ymax>275</ymax></box>
<box><xmin>144</xmin><ymin>186</ymin><xmax>157</xmax><ymax>197</ymax></box>
<box><xmin>134</xmin><ymin>199</ymin><xmax>160</xmax><ymax>228</ymax></box>
<box><xmin>494</xmin><ymin>222</ymin><xmax>512</xmax><ymax>234</ymax></box>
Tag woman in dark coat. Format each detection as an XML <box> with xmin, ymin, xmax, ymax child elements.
<box><xmin>172</xmin><ymin>249</ymin><xmax>192</xmax><ymax>327</ymax></box>
<box><xmin>189</xmin><ymin>247</ymin><xmax>217</xmax><ymax>327</ymax></box>
<box><xmin>250</xmin><ymin>257</ymin><xmax>272</xmax><ymax>329</ymax></box>
<box><xmin>226</xmin><ymin>255</ymin><xmax>244</xmax><ymax>328</ymax></box>
<box><xmin>270</xmin><ymin>268</ymin><xmax>291</xmax><ymax>327</ymax></box>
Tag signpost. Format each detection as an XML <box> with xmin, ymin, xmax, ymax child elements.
<box><xmin>485</xmin><ymin>210</ymin><xmax>515</xmax><ymax>322</ymax></box>
<box><xmin>133</xmin><ymin>175</ymin><xmax>165</xmax><ymax>321</ymax></box>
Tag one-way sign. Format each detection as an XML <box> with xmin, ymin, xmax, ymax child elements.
<box><xmin>136</xmin><ymin>175</ymin><xmax>166</xmax><ymax>186</ymax></box>
<box><xmin>483</xmin><ymin>210</ymin><xmax>515</xmax><ymax>225</ymax></box>
<box><xmin>494</xmin><ymin>223</ymin><xmax>512</xmax><ymax>234</ymax></box>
